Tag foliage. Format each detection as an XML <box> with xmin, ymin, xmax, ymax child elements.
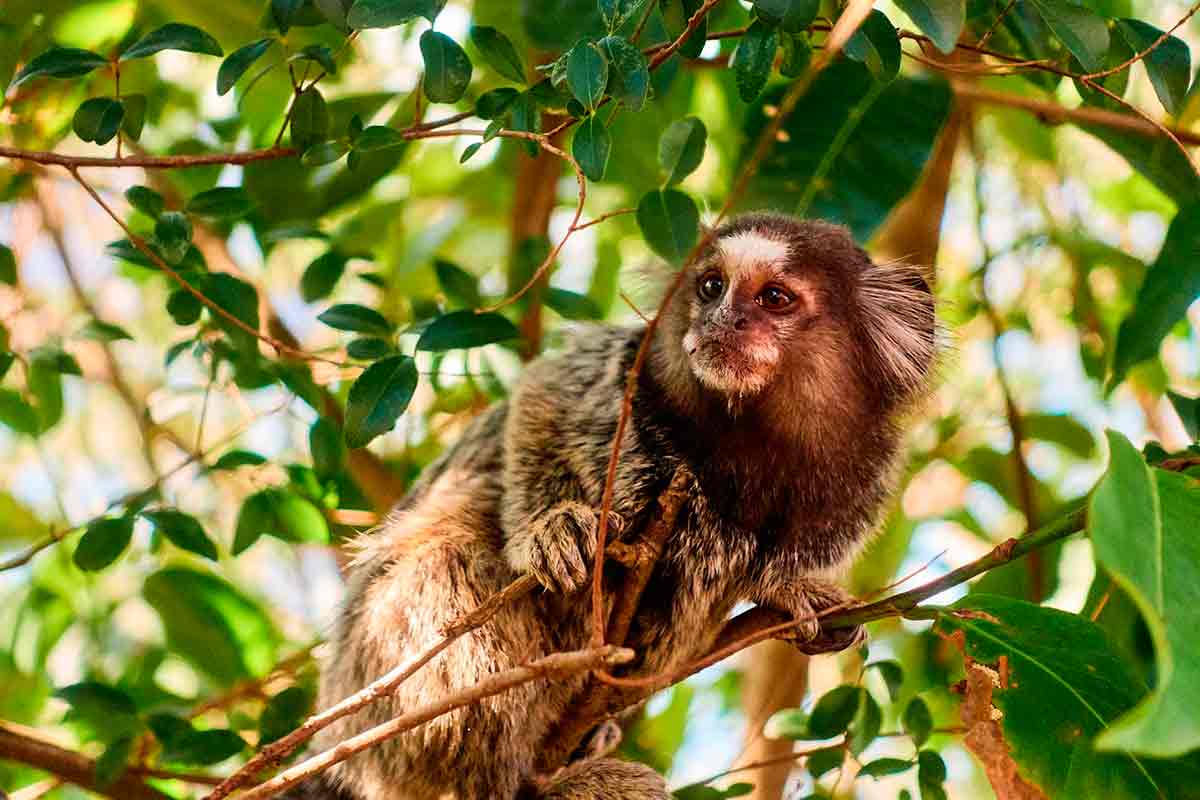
<box><xmin>0</xmin><ymin>0</ymin><xmax>1198</xmax><ymax>798</ymax></box>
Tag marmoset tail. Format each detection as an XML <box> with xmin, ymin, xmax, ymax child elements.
<box><xmin>291</xmin><ymin>212</ymin><xmax>937</xmax><ymax>800</ymax></box>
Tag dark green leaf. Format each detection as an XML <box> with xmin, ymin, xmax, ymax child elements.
<box><xmin>1116</xmin><ymin>19</ymin><xmax>1191</xmax><ymax>116</ymax></box>
<box><xmin>779</xmin><ymin>32</ymin><xmax>812</xmax><ymax>77</ymax></box>
<box><xmin>310</xmin><ymin>417</ymin><xmax>346</xmax><ymax>478</ymax></box>
<box><xmin>28</xmin><ymin>352</ymin><xmax>64</xmax><ymax>432</ymax></box>
<box><xmin>732</xmin><ymin>19</ymin><xmax>779</xmax><ymax>102</ymax></box>
<box><xmin>154</xmin><ymin>212</ymin><xmax>193</xmax><ymax>265</ymax></box>
<box><xmin>354</xmin><ymin>125</ymin><xmax>405</xmax><ymax>151</ymax></box>
<box><xmin>435</xmin><ymin>260</ymin><xmax>483</xmax><ymax>308</ymax></box>
<box><xmin>867</xmin><ymin>659</ymin><xmax>903</xmax><ymax>701</ymax></box>
<box><xmin>292</xmin><ymin>44</ymin><xmax>338</xmax><ymax>76</ymax></box>
<box><xmin>848</xmin><ymin>689</ymin><xmax>882</xmax><ymax>755</ymax></box>
<box><xmin>74</xmin><ymin>516</ymin><xmax>135</xmax><ymax>571</ymax></box>
<box><xmin>347</xmin><ymin>0</ymin><xmax>445</xmax><ymax>28</ymax></box>
<box><xmin>415</xmin><ymin>311</ymin><xmax>520</xmax><ymax>351</ymax></box>
<box><xmin>903</xmin><ymin>696</ymin><xmax>933</xmax><ymax>747</ymax></box>
<box><xmin>73</xmin><ymin>98</ymin><xmax>126</xmax><ymax>146</ymax></box>
<box><xmin>291</xmin><ymin>87</ymin><xmax>330</xmax><ymax>152</ymax></box>
<box><xmin>1027</xmin><ymin>0</ymin><xmax>1109</xmax><ymax>73</ymax></box>
<box><xmin>599</xmin><ymin>0</ymin><xmax>649</xmax><ymax>31</ymax></box>
<box><xmin>218</xmin><ymin>38</ymin><xmax>274</xmax><ymax>96</ymax></box>
<box><xmin>844</xmin><ymin>10</ymin><xmax>901</xmax><ymax>82</ymax></box>
<box><xmin>0</xmin><ymin>389</ymin><xmax>39</xmax><ymax>435</ymax></box>
<box><xmin>636</xmin><ymin>188</ymin><xmax>699</xmax><ymax>264</ymax></box>
<box><xmin>233</xmin><ymin>489</ymin><xmax>330</xmax><ymax>554</ymax></box>
<box><xmin>566</xmin><ymin>41</ymin><xmax>609</xmax><ymax>111</ymax></box>
<box><xmin>805</xmin><ymin>746</ymin><xmax>845</xmax><ymax>778</ymax></box>
<box><xmin>314</xmin><ymin>0</ymin><xmax>352</xmax><ymax>31</ymax></box>
<box><xmin>599</xmin><ymin>35</ymin><xmax>649</xmax><ymax>111</ymax></box>
<box><xmin>893</xmin><ymin>0</ymin><xmax>964</xmax><ymax>54</ymax></box>
<box><xmin>573</xmin><ymin>114</ymin><xmax>612</xmax><ymax>181</ymax></box>
<box><xmin>302</xmin><ymin>251</ymin><xmax>349</xmax><ymax>302</ymax></box>
<box><xmin>744</xmin><ymin>62</ymin><xmax>952</xmax><ymax>241</ymax></box>
<box><xmin>201</xmin><ymin>273</ymin><xmax>259</xmax><ymax>353</ymax></box>
<box><xmin>0</xmin><ymin>244</ymin><xmax>16</xmax><ymax>285</ymax></box>
<box><xmin>121</xmin><ymin>24</ymin><xmax>224</xmax><ymax>61</ymax></box>
<box><xmin>94</xmin><ymin>735</ymin><xmax>133</xmax><ymax>786</ymax></box>
<box><xmin>420</xmin><ymin>31</ymin><xmax>473</xmax><ymax>104</ymax></box>
<box><xmin>318</xmin><ymin>303</ymin><xmax>393</xmax><ymax>336</ymax></box>
<box><xmin>125</xmin><ymin>186</ymin><xmax>165</xmax><ymax>219</ymax></box>
<box><xmin>0</xmin><ymin>353</ymin><xmax>13</xmax><ymax>381</ymax></box>
<box><xmin>545</xmin><ymin>288</ymin><xmax>602</xmax><ymax>320</ymax></box>
<box><xmin>120</xmin><ymin>94</ymin><xmax>147</xmax><ymax>141</ymax></box>
<box><xmin>1111</xmin><ymin>203</ymin><xmax>1200</xmax><ymax>386</ymax></box>
<box><xmin>917</xmin><ymin>750</ymin><xmax>946</xmax><ymax>788</ymax></box>
<box><xmin>78</xmin><ymin>320</ymin><xmax>133</xmax><ymax>343</ymax></box>
<box><xmin>858</xmin><ymin>757</ymin><xmax>914</xmax><ymax>779</ymax></box>
<box><xmin>56</xmin><ymin>682</ymin><xmax>140</xmax><ymax>737</ymax></box>
<box><xmin>187</xmin><ymin>187</ymin><xmax>254</xmax><ymax>220</ymax></box>
<box><xmin>211</xmin><ymin>449</ymin><xmax>266</xmax><ymax>470</ymax></box>
<box><xmin>142</xmin><ymin>510</ymin><xmax>218</xmax><ymax>561</ymax></box>
<box><xmin>167</xmin><ymin>289</ymin><xmax>203</xmax><ymax>326</ymax></box>
<box><xmin>1021</xmin><ymin>413</ymin><xmax>1096</xmax><ymax>458</ymax></box>
<box><xmin>302</xmin><ymin>141</ymin><xmax>350</xmax><ymax>166</ymax></box>
<box><xmin>259</xmin><ymin>686</ymin><xmax>313</xmax><ymax>745</ymax></box>
<box><xmin>470</xmin><ymin>26</ymin><xmax>526</xmax><ymax>84</ymax></box>
<box><xmin>1167</xmin><ymin>392</ymin><xmax>1199</xmax><ymax>440</ymax></box>
<box><xmin>150</xmin><ymin>714</ymin><xmax>247</xmax><ymax>765</ymax></box>
<box><xmin>808</xmin><ymin>685</ymin><xmax>861</xmax><ymax>738</ymax></box>
<box><xmin>347</xmin><ymin>337</ymin><xmax>395</xmax><ymax>359</ymax></box>
<box><xmin>10</xmin><ymin>47</ymin><xmax>108</xmax><ymax>89</ymax></box>
<box><xmin>272</xmin><ymin>0</ymin><xmax>307</xmax><ymax>32</ymax></box>
<box><xmin>658</xmin><ymin>116</ymin><xmax>706</xmax><ymax>186</ymax></box>
<box><xmin>344</xmin><ymin>355</ymin><xmax>418</xmax><ymax>447</ymax></box>
<box><xmin>476</xmin><ymin>87</ymin><xmax>521</xmax><ymax>119</ymax></box>
<box><xmin>1089</xmin><ymin>431</ymin><xmax>1200</xmax><ymax>756</ymax></box>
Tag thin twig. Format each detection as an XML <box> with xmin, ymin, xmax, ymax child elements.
<box><xmin>1082</xmin><ymin>2</ymin><xmax>1200</xmax><ymax>80</ymax></box>
<box><xmin>0</xmin><ymin>145</ymin><xmax>296</xmax><ymax>169</ymax></box>
<box><xmin>977</xmin><ymin>0</ymin><xmax>1018</xmax><ymax>48</ymax></box>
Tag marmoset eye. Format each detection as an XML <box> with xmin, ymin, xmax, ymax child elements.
<box><xmin>698</xmin><ymin>273</ymin><xmax>724</xmax><ymax>301</ymax></box>
<box><xmin>756</xmin><ymin>285</ymin><xmax>793</xmax><ymax>311</ymax></box>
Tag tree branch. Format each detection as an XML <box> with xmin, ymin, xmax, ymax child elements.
<box><xmin>0</xmin><ymin>146</ymin><xmax>296</xmax><ymax>169</ymax></box>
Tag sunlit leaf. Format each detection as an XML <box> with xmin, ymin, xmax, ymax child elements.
<box><xmin>894</xmin><ymin>0</ymin><xmax>964</xmax><ymax>54</ymax></box>
<box><xmin>658</xmin><ymin>116</ymin><xmax>706</xmax><ymax>186</ymax></box>
<box><xmin>636</xmin><ymin>188</ymin><xmax>699</xmax><ymax>264</ymax></box>
<box><xmin>73</xmin><ymin>98</ymin><xmax>125</xmax><ymax>145</ymax></box>
<box><xmin>233</xmin><ymin>488</ymin><xmax>330</xmax><ymax>554</ymax></box>
<box><xmin>1027</xmin><ymin>0</ymin><xmax>1109</xmax><ymax>73</ymax></box>
<box><xmin>318</xmin><ymin>303</ymin><xmax>393</xmax><ymax>336</ymax></box>
<box><xmin>73</xmin><ymin>516</ymin><xmax>135</xmax><ymax>571</ymax></box>
<box><xmin>142</xmin><ymin>510</ymin><xmax>218</xmax><ymax>561</ymax></box>
<box><xmin>347</xmin><ymin>0</ymin><xmax>445</xmax><ymax>28</ymax></box>
<box><xmin>420</xmin><ymin>31</ymin><xmax>473</xmax><ymax>103</ymax></box>
<box><xmin>1116</xmin><ymin>20</ymin><xmax>1191</xmax><ymax>118</ymax></box>
<box><xmin>218</xmin><ymin>38</ymin><xmax>273</xmax><ymax>96</ymax></box>
<box><xmin>9</xmin><ymin>47</ymin><xmax>108</xmax><ymax>89</ymax></box>
<box><xmin>416</xmin><ymin>311</ymin><xmax>520</xmax><ymax>351</ymax></box>
<box><xmin>121</xmin><ymin>24</ymin><xmax>223</xmax><ymax>61</ymax></box>
<box><xmin>344</xmin><ymin>355</ymin><xmax>419</xmax><ymax>447</ymax></box>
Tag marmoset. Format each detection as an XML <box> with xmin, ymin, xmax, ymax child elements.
<box><xmin>293</xmin><ymin>213</ymin><xmax>937</xmax><ymax>800</ymax></box>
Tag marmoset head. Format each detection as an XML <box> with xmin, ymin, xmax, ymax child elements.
<box><xmin>655</xmin><ymin>213</ymin><xmax>936</xmax><ymax>426</ymax></box>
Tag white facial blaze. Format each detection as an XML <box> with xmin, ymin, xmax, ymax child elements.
<box><xmin>716</xmin><ymin>230</ymin><xmax>791</xmax><ymax>279</ymax></box>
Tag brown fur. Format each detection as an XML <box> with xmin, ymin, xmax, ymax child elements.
<box><xmin>308</xmin><ymin>214</ymin><xmax>937</xmax><ymax>799</ymax></box>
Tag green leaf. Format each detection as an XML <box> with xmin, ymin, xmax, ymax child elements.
<box><xmin>732</xmin><ymin>19</ymin><xmax>779</xmax><ymax>101</ymax></box>
<box><xmin>1027</xmin><ymin>0</ymin><xmax>1109</xmax><ymax>73</ymax></box>
<box><xmin>420</xmin><ymin>31</ymin><xmax>473</xmax><ymax>104</ymax></box>
<box><xmin>27</xmin><ymin>352</ymin><xmax>65</xmax><ymax>432</ymax></box>
<box><xmin>476</xmin><ymin>87</ymin><xmax>521</xmax><ymax>119</ymax></box>
<box><xmin>545</xmin><ymin>288</ymin><xmax>603</xmax><ymax>320</ymax></box>
<box><xmin>73</xmin><ymin>98</ymin><xmax>125</xmax><ymax>146</ymax></box>
<box><xmin>1116</xmin><ymin>19</ymin><xmax>1191</xmax><ymax>116</ymax></box>
<box><xmin>186</xmin><ymin>187</ymin><xmax>254</xmax><ymax>220</ymax></box>
<box><xmin>566</xmin><ymin>41</ymin><xmax>609</xmax><ymax>111</ymax></box>
<box><xmin>347</xmin><ymin>0</ymin><xmax>445</xmax><ymax>28</ymax></box>
<box><xmin>259</xmin><ymin>686</ymin><xmax>313</xmax><ymax>745</ymax></box>
<box><xmin>470</xmin><ymin>25</ymin><xmax>526</xmax><ymax>84</ymax></box>
<box><xmin>844</xmin><ymin>10</ymin><xmax>901</xmax><ymax>82</ymax></box>
<box><xmin>233</xmin><ymin>489</ymin><xmax>330</xmax><ymax>554</ymax></box>
<box><xmin>917</xmin><ymin>750</ymin><xmax>946</xmax><ymax>796</ymax></box>
<box><xmin>218</xmin><ymin>38</ymin><xmax>273</xmax><ymax>96</ymax></box>
<box><xmin>658</xmin><ymin>116</ymin><xmax>706</xmax><ymax>186</ymax></box>
<box><xmin>636</xmin><ymin>188</ymin><xmax>699</xmax><ymax>264</ymax></box>
<box><xmin>779</xmin><ymin>32</ymin><xmax>812</xmax><ymax>77</ymax></box>
<box><xmin>211</xmin><ymin>449</ymin><xmax>267</xmax><ymax>470</ymax></box>
<box><xmin>848</xmin><ymin>688</ymin><xmax>882</xmax><ymax>755</ymax></box>
<box><xmin>302</xmin><ymin>141</ymin><xmax>350</xmax><ymax>166</ymax></box>
<box><xmin>936</xmin><ymin>595</ymin><xmax>1168</xmax><ymax>797</ymax></box>
<box><xmin>1167</xmin><ymin>392</ymin><xmax>1199</xmax><ymax>440</ymax></box>
<box><xmin>167</xmin><ymin>289</ymin><xmax>203</xmax><ymax>326</ymax></box>
<box><xmin>291</xmin><ymin>44</ymin><xmax>338</xmax><ymax>76</ymax></box>
<box><xmin>752</xmin><ymin>0</ymin><xmax>819</xmax><ymax>32</ymax></box>
<box><xmin>310</xmin><ymin>417</ymin><xmax>346</xmax><ymax>478</ymax></box>
<box><xmin>1022</xmin><ymin>413</ymin><xmax>1096</xmax><ymax>458</ymax></box>
<box><xmin>121</xmin><ymin>24</ymin><xmax>223</xmax><ymax>61</ymax></box>
<box><xmin>1089</xmin><ymin>431</ymin><xmax>1200</xmax><ymax>756</ymax></box>
<box><xmin>347</xmin><ymin>337</ymin><xmax>394</xmax><ymax>359</ymax></box>
<box><xmin>805</xmin><ymin>746</ymin><xmax>845</xmax><ymax>778</ymax></box>
<box><xmin>318</xmin><ymin>303</ymin><xmax>393</xmax><ymax>336</ymax></box>
<box><xmin>354</xmin><ymin>125</ymin><xmax>405</xmax><ymax>151</ymax></box>
<box><xmin>902</xmin><ymin>696</ymin><xmax>933</xmax><ymax>747</ymax></box>
<box><xmin>201</xmin><ymin>273</ymin><xmax>260</xmax><ymax>353</ymax></box>
<box><xmin>1111</xmin><ymin>203</ymin><xmax>1200</xmax><ymax>386</ymax></box>
<box><xmin>142</xmin><ymin>510</ymin><xmax>218</xmax><ymax>561</ymax></box>
<box><xmin>807</xmin><ymin>685</ymin><xmax>861</xmax><ymax>738</ymax></box>
<box><xmin>120</xmin><ymin>94</ymin><xmax>147</xmax><ymax>141</ymax></box>
<box><xmin>0</xmin><ymin>244</ymin><xmax>16</xmax><ymax>285</ymax></box>
<box><xmin>272</xmin><ymin>0</ymin><xmax>307</xmax><ymax>32</ymax></box>
<box><xmin>415</xmin><ymin>311</ymin><xmax>520</xmax><ymax>351</ymax></box>
<box><xmin>744</xmin><ymin>62</ymin><xmax>952</xmax><ymax>241</ymax></box>
<box><xmin>893</xmin><ymin>0</ymin><xmax>963</xmax><ymax>54</ymax></box>
<box><xmin>573</xmin><ymin>114</ymin><xmax>612</xmax><ymax>182</ymax></box>
<box><xmin>435</xmin><ymin>260</ymin><xmax>483</xmax><ymax>308</ymax></box>
<box><xmin>10</xmin><ymin>47</ymin><xmax>108</xmax><ymax>89</ymax></box>
<box><xmin>154</xmin><ymin>211</ymin><xmax>193</xmax><ymax>265</ymax></box>
<box><xmin>344</xmin><ymin>355</ymin><xmax>419</xmax><ymax>447</ymax></box>
<box><xmin>149</xmin><ymin>714</ymin><xmax>247</xmax><ymax>765</ymax></box>
<box><xmin>599</xmin><ymin>0</ymin><xmax>649</xmax><ymax>31</ymax></box>
<box><xmin>125</xmin><ymin>186</ymin><xmax>165</xmax><ymax>219</ymax></box>
<box><xmin>858</xmin><ymin>757</ymin><xmax>914</xmax><ymax>779</ymax></box>
<box><xmin>599</xmin><ymin>35</ymin><xmax>649</xmax><ymax>111</ymax></box>
<box><xmin>95</xmin><ymin>735</ymin><xmax>133</xmax><ymax>787</ymax></box>
<box><xmin>301</xmin><ymin>251</ymin><xmax>349</xmax><ymax>302</ymax></box>
<box><xmin>661</xmin><ymin>0</ymin><xmax>708</xmax><ymax>58</ymax></box>
<box><xmin>291</xmin><ymin>87</ymin><xmax>330</xmax><ymax>152</ymax></box>
<box><xmin>56</xmin><ymin>682</ymin><xmax>141</xmax><ymax>737</ymax></box>
<box><xmin>73</xmin><ymin>516</ymin><xmax>135</xmax><ymax>571</ymax></box>
<box><xmin>0</xmin><ymin>389</ymin><xmax>39</xmax><ymax>435</ymax></box>
<box><xmin>867</xmin><ymin>659</ymin><xmax>903</xmax><ymax>701</ymax></box>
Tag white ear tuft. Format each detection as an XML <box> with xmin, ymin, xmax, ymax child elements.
<box><xmin>858</xmin><ymin>259</ymin><xmax>936</xmax><ymax>396</ymax></box>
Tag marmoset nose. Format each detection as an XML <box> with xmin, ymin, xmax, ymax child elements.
<box><xmin>733</xmin><ymin>316</ymin><xmax>748</xmax><ymax>331</ymax></box>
